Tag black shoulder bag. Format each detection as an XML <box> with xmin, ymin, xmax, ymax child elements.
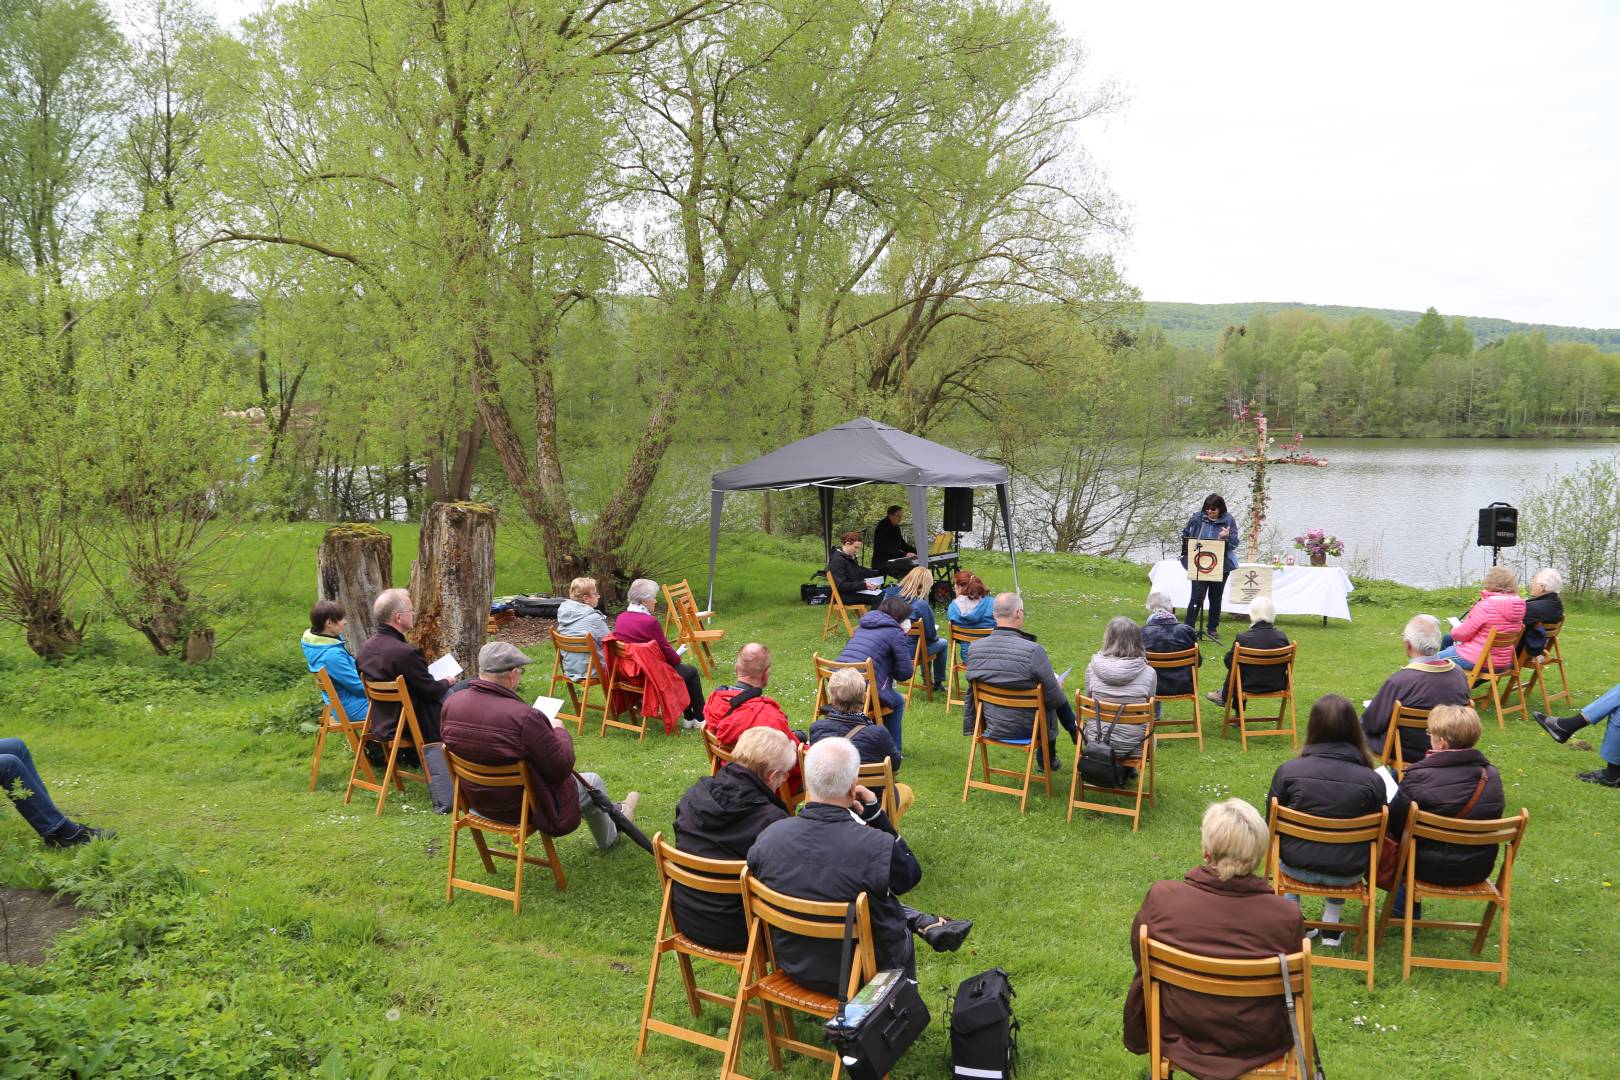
<box><xmin>823</xmin><ymin>903</ymin><xmax>931</xmax><ymax>1080</ymax></box>
<box><xmin>949</xmin><ymin>967</ymin><xmax>1018</xmax><ymax>1078</ymax></box>
<box><xmin>1078</xmin><ymin>702</ymin><xmax>1132</xmax><ymax>787</ymax></box>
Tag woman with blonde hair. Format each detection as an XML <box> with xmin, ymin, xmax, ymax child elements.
<box><xmin>883</xmin><ymin>565</ymin><xmax>946</xmax><ymax>692</ymax></box>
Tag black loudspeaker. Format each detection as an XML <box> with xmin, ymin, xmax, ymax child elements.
<box><xmin>1477</xmin><ymin>503</ymin><xmax>1518</xmax><ymax>548</ymax></box>
<box><xmin>943</xmin><ymin>487</ymin><xmax>974</xmax><ymax>532</ymax></box>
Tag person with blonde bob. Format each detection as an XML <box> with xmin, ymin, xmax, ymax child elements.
<box><xmin>555</xmin><ymin>577</ymin><xmax>610</xmax><ymax>681</ymax></box>
<box><xmin>1124</xmin><ymin>799</ymin><xmax>1304</xmax><ymax>1079</ymax></box>
<box><xmin>883</xmin><ymin>565</ymin><xmax>947</xmax><ymax>691</ymax></box>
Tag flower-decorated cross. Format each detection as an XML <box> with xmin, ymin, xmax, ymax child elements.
<box><xmin>1195</xmin><ymin>402</ymin><xmax>1329</xmax><ymax>563</ymax></box>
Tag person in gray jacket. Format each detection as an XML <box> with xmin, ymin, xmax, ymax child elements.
<box><xmin>555</xmin><ymin>577</ymin><xmax>610</xmax><ymax>681</ymax></box>
<box><xmin>963</xmin><ymin>593</ymin><xmax>1078</xmax><ymax>763</ymax></box>
<box><xmin>1083</xmin><ymin>616</ymin><xmax>1157</xmax><ymax>762</ymax></box>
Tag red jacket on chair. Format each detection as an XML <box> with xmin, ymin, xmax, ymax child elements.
<box><xmin>604</xmin><ymin>636</ymin><xmax>689</xmax><ymax>733</ymax></box>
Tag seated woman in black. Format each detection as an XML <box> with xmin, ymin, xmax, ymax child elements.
<box><xmin>1265</xmin><ymin>695</ymin><xmax>1385</xmax><ymax>946</ymax></box>
<box><xmin>827</xmin><ymin>530</ymin><xmax>881</xmax><ymax>601</ymax></box>
<box><xmin>1208</xmin><ymin>596</ymin><xmax>1290</xmax><ymax>705</ymax></box>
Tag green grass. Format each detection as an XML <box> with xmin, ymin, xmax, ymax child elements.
<box><xmin>2</xmin><ymin>524</ymin><xmax>1618</xmax><ymax>1077</ymax></box>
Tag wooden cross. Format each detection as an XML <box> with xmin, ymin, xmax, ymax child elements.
<box><xmin>1195</xmin><ymin>403</ymin><xmax>1328</xmax><ymax>563</ymax></box>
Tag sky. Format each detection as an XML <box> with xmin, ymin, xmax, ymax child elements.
<box><xmin>193</xmin><ymin>0</ymin><xmax>1620</xmax><ymax>328</ymax></box>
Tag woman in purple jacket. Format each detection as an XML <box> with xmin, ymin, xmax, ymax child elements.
<box><xmin>837</xmin><ymin>597</ymin><xmax>916</xmax><ymax>754</ymax></box>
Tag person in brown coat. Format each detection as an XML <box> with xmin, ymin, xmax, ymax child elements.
<box><xmin>1125</xmin><ymin>798</ymin><xmax>1305</xmax><ymax>1080</ymax></box>
<box><xmin>440</xmin><ymin>642</ymin><xmax>639</xmax><ymax>851</ymax></box>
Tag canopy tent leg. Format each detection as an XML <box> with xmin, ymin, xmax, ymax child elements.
<box><xmin>706</xmin><ymin>490</ymin><xmax>725</xmax><ymax>611</ymax></box>
<box><xmin>997</xmin><ymin>482</ymin><xmax>1021</xmax><ymax>595</ymax></box>
<box><xmin>819</xmin><ymin>487</ymin><xmax>835</xmax><ymax>564</ymax></box>
<box><xmin>906</xmin><ymin>484</ymin><xmax>930</xmax><ymax>573</ymax></box>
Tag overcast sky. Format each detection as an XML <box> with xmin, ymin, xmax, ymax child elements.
<box><xmin>194</xmin><ymin>0</ymin><xmax>1618</xmax><ymax>328</ymax></box>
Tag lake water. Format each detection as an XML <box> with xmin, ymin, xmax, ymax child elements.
<box><xmin>1136</xmin><ymin>438</ymin><xmax>1619</xmax><ymax>588</ymax></box>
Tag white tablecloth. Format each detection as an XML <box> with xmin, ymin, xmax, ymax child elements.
<box><xmin>1148</xmin><ymin>560</ymin><xmax>1354</xmax><ymax>622</ymax></box>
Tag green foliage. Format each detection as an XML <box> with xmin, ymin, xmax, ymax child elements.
<box><xmin>1516</xmin><ymin>454</ymin><xmax>1620</xmax><ymax>596</ymax></box>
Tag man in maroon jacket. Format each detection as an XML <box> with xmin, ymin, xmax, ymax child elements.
<box><xmin>440</xmin><ymin>642</ymin><xmax>638</xmax><ymax>850</ymax></box>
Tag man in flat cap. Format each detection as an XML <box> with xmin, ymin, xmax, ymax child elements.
<box><xmin>441</xmin><ymin>641</ymin><xmax>639</xmax><ymax>851</ymax></box>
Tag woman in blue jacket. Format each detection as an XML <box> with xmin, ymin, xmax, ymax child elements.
<box><xmin>1180</xmin><ymin>493</ymin><xmax>1239</xmax><ymax>644</ymax></box>
<box><xmin>301</xmin><ymin>601</ymin><xmax>370</xmax><ymax>724</ymax></box>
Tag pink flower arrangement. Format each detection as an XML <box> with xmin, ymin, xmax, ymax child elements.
<box><xmin>1292</xmin><ymin>529</ymin><xmax>1344</xmax><ymax>558</ymax></box>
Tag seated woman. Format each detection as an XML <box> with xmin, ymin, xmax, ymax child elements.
<box><xmin>1388</xmin><ymin>704</ymin><xmax>1506</xmax><ymax>917</ymax></box>
<box><xmin>555</xmin><ymin>577</ymin><xmax>610</xmax><ymax>681</ymax></box>
<box><xmin>1521</xmin><ymin>567</ymin><xmax>1564</xmax><ymax>660</ymax></box>
<box><xmin>809</xmin><ymin>667</ymin><xmax>911</xmax><ymax>818</ymax></box>
<box><xmin>946</xmin><ymin>570</ymin><xmax>994</xmax><ymax>661</ymax></box>
<box><xmin>884</xmin><ymin>566</ymin><xmax>946</xmax><ymax>692</ymax></box>
<box><xmin>827</xmin><ymin>530</ymin><xmax>882</xmax><ymax>601</ymax></box>
<box><xmin>672</xmin><ymin>728</ymin><xmax>796</xmax><ymax>951</ymax></box>
<box><xmin>1266</xmin><ymin>695</ymin><xmax>1386</xmax><ymax>946</ymax></box>
<box><xmin>1142</xmin><ymin>591</ymin><xmax>1198</xmax><ymax>699</ymax></box>
<box><xmin>612</xmin><ymin>578</ymin><xmax>705</xmax><ymax>730</ymax></box>
<box><xmin>1207</xmin><ymin>596</ymin><xmax>1289</xmax><ymax>705</ymax></box>
<box><xmin>836</xmin><ymin>597</ymin><xmax>916</xmax><ymax>755</ymax></box>
<box><xmin>1124</xmin><ymin>799</ymin><xmax>1304</xmax><ymax>1079</ymax></box>
<box><xmin>1082</xmin><ymin>616</ymin><xmax>1157</xmax><ymax>771</ymax></box>
<box><xmin>301</xmin><ymin>600</ymin><xmax>370</xmax><ymax>725</ymax></box>
<box><xmin>1432</xmin><ymin>565</ymin><xmax>1525</xmax><ymax>676</ymax></box>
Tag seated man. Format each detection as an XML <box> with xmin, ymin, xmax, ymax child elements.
<box><xmin>613</xmin><ymin>578</ymin><xmax>705</xmax><ymax>730</ymax></box>
<box><xmin>1</xmin><ymin>737</ymin><xmax>115</xmax><ymax>847</ymax></box>
<box><xmin>356</xmin><ymin>588</ymin><xmax>449</xmax><ymax>746</ymax></box>
<box><xmin>702</xmin><ymin>643</ymin><xmax>803</xmax><ymax>748</ymax></box>
<box><xmin>1123</xmin><ymin>799</ymin><xmax>1304</xmax><ymax>1078</ymax></box>
<box><xmin>440</xmin><ymin>642</ymin><xmax>638</xmax><ymax>852</ymax></box>
<box><xmin>827</xmin><ymin>531</ymin><xmax>883</xmax><ymax>601</ymax></box>
<box><xmin>748</xmin><ymin>739</ymin><xmax>971</xmax><ymax>994</ymax></box>
<box><xmin>809</xmin><ymin>668</ymin><xmax>911</xmax><ymax>818</ymax></box>
<box><xmin>301</xmin><ymin>600</ymin><xmax>370</xmax><ymax>725</ymax></box>
<box><xmin>1141</xmin><ymin>591</ymin><xmax>1198</xmax><ymax>698</ymax></box>
<box><xmin>672</xmin><ymin>728</ymin><xmax>797</xmax><ymax>951</ymax></box>
<box><xmin>871</xmin><ymin>504</ymin><xmax>914</xmax><ymax>574</ymax></box>
<box><xmin>1207</xmin><ymin>597</ymin><xmax>1290</xmax><ymax>706</ymax></box>
<box><xmin>1361</xmin><ymin>613</ymin><xmax>1470</xmax><ymax>765</ymax></box>
<box><xmin>1522</xmin><ymin>567</ymin><xmax>1564</xmax><ymax>659</ymax></box>
<box><xmin>555</xmin><ymin>577</ymin><xmax>611</xmax><ymax>680</ymax></box>
<box><xmin>961</xmin><ymin>592</ymin><xmax>1078</xmax><ymax>763</ymax></box>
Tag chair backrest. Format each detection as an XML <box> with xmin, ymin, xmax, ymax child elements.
<box><xmin>741</xmin><ymin>872</ymin><xmax>877</xmax><ymax>996</ymax></box>
<box><xmin>1408</xmin><ymin>807</ymin><xmax>1528</xmax><ymax>851</ymax></box>
<box><xmin>1380</xmin><ymin>699</ymin><xmax>1433</xmax><ymax>771</ymax></box>
<box><xmin>1268</xmin><ymin>799</ymin><xmax>1388</xmax><ymax>877</ymax></box>
<box><xmin>652</xmin><ymin>831</ymin><xmax>746</xmax><ymax>900</ymax></box>
<box><xmin>854</xmin><ymin>757</ymin><xmax>900</xmax><ymax>819</ymax></box>
<box><xmin>551</xmin><ymin>627</ymin><xmax>603</xmax><ymax>677</ymax></box>
<box><xmin>906</xmin><ymin>624</ymin><xmax>926</xmax><ymax>665</ymax></box>
<box><xmin>314</xmin><ymin>666</ymin><xmax>352</xmax><ymax>728</ymax></box>
<box><xmin>969</xmin><ymin>681</ymin><xmax>1048</xmax><ymax>736</ymax></box>
<box><xmin>703</xmin><ymin>727</ymin><xmax>732</xmax><ymax>774</ymax></box>
<box><xmin>948</xmin><ymin>624</ymin><xmax>992</xmax><ymax>651</ymax></box>
<box><xmin>1146</xmin><ymin>646</ymin><xmax>1200</xmax><ymax>673</ymax></box>
<box><xmin>1232</xmin><ymin>643</ymin><xmax>1296</xmax><ymax>667</ymax></box>
<box><xmin>1074</xmin><ymin>694</ymin><xmax>1155</xmax><ymax>729</ymax></box>
<box><xmin>812</xmin><ymin>654</ymin><xmax>883</xmax><ymax>721</ymax></box>
<box><xmin>443</xmin><ymin>749</ymin><xmax>534</xmax><ymax>829</ymax></box>
<box><xmin>1477</xmin><ymin>625</ymin><xmax>1524</xmax><ymax>675</ymax></box>
<box><xmin>1540</xmin><ymin>620</ymin><xmax>1565</xmax><ymax>647</ymax></box>
<box><xmin>663</xmin><ymin>580</ymin><xmax>701</xmax><ymax>627</ymax></box>
<box><xmin>362</xmin><ymin>675</ymin><xmax>425</xmax><ymax>743</ymax></box>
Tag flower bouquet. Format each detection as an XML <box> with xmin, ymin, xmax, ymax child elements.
<box><xmin>1292</xmin><ymin>529</ymin><xmax>1344</xmax><ymax>566</ymax></box>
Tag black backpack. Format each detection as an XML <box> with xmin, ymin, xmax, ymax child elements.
<box><xmin>950</xmin><ymin>967</ymin><xmax>1017</xmax><ymax>1078</ymax></box>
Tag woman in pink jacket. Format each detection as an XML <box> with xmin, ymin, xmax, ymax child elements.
<box><xmin>1433</xmin><ymin>565</ymin><xmax>1525</xmax><ymax>675</ymax></box>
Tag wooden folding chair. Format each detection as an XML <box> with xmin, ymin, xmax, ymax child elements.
<box><xmin>856</xmin><ymin>757</ymin><xmax>907</xmax><ymax>826</ymax></box>
<box><xmin>1147</xmin><ymin>646</ymin><xmax>1203</xmax><ymax>750</ymax></box>
<box><xmin>603</xmin><ymin>639</ymin><xmax>652</xmax><ymax>740</ymax></box>
<box><xmin>309</xmin><ymin>667</ymin><xmax>372</xmax><ymax>792</ymax></box>
<box><xmin>548</xmin><ymin>628</ymin><xmax>606</xmax><ymax>735</ymax></box>
<box><xmin>1221</xmin><ymin>643</ymin><xmax>1298</xmax><ymax>751</ymax></box>
<box><xmin>638</xmin><ymin>833</ymin><xmax>768</xmax><ymax>1064</ymax></box>
<box><xmin>1377</xmin><ymin>808</ymin><xmax>1529</xmax><ymax>988</ymax></box>
<box><xmin>1521</xmin><ymin>619</ymin><xmax>1572</xmax><ymax>714</ymax></box>
<box><xmin>1139</xmin><ymin>926</ymin><xmax>1316</xmax><ymax>1079</ymax></box>
<box><xmin>442</xmin><ymin>751</ymin><xmax>566</xmax><ymax>914</ymax></box>
<box><xmin>1376</xmin><ymin>700</ymin><xmax>1433</xmax><ymax>780</ymax></box>
<box><xmin>1462</xmin><ymin>626</ymin><xmax>1527</xmax><ymax>727</ymax></box>
<box><xmin>810</xmin><ymin>654</ymin><xmax>891</xmax><ymax>727</ymax></box>
<box><xmin>722</xmin><ymin>874</ymin><xmax>876</xmax><ymax>1080</ymax></box>
<box><xmin>1069</xmin><ymin>695</ymin><xmax>1156</xmax><ymax>831</ymax></box>
<box><xmin>821</xmin><ymin>576</ymin><xmax>868</xmax><ymax>640</ymax></box>
<box><xmin>946</xmin><ymin>624</ymin><xmax>992</xmax><ymax>709</ymax></box>
<box><xmin>962</xmin><ymin>681</ymin><xmax>1054</xmax><ymax>814</ymax></box>
<box><xmin>704</xmin><ymin>728</ymin><xmax>801</xmax><ymax>811</ymax></box>
<box><xmin>664</xmin><ymin>580</ymin><xmax>725</xmax><ymax>677</ymax></box>
<box><xmin>345</xmin><ymin>676</ymin><xmax>435</xmax><ymax>816</ymax></box>
<box><xmin>1266</xmin><ymin>799</ymin><xmax>1388</xmax><ymax>988</ymax></box>
<box><xmin>901</xmin><ymin>624</ymin><xmax>933</xmax><ymax>705</ymax></box>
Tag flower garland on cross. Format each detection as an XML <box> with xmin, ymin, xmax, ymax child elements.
<box><xmin>1194</xmin><ymin>402</ymin><xmax>1329</xmax><ymax>563</ymax></box>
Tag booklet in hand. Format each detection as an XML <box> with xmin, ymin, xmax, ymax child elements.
<box><xmin>532</xmin><ymin>695</ymin><xmax>565</xmax><ymax>720</ymax></box>
<box><xmin>428</xmin><ymin>653</ymin><xmax>463</xmax><ymax>681</ymax></box>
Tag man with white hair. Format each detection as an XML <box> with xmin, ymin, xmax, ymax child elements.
<box><xmin>1360</xmin><ymin>613</ymin><xmax>1471</xmax><ymax>765</ymax></box>
<box><xmin>356</xmin><ymin>587</ymin><xmax>450</xmax><ymax>745</ymax></box>
<box><xmin>747</xmin><ymin>739</ymin><xmax>971</xmax><ymax>994</ymax></box>
<box><xmin>962</xmin><ymin>592</ymin><xmax>1078</xmax><ymax>763</ymax></box>
<box><xmin>1522</xmin><ymin>567</ymin><xmax>1564</xmax><ymax>659</ymax></box>
<box><xmin>612</xmin><ymin>577</ymin><xmax>705</xmax><ymax>729</ymax></box>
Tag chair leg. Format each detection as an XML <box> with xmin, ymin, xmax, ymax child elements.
<box><xmin>471</xmin><ymin>828</ymin><xmax>498</xmax><ymax>874</ymax></box>
<box><xmin>1066</xmin><ymin>752</ymin><xmax>1082</xmax><ymax>823</ymax></box>
<box><xmin>541</xmin><ymin>833</ymin><xmax>567</xmax><ymax>891</ymax></box>
<box><xmin>1473</xmin><ymin>900</ymin><xmax>1499</xmax><ymax>955</ymax></box>
<box><xmin>1401</xmin><ymin>884</ymin><xmax>1416</xmax><ymax>981</ymax></box>
<box><xmin>445</xmin><ymin>821</ymin><xmax>459</xmax><ymax>904</ymax></box>
<box><xmin>636</xmin><ymin>939</ymin><xmax>665</xmax><ymax>1059</ymax></box>
<box><xmin>308</xmin><ymin>727</ymin><xmax>327</xmax><ymax>792</ymax></box>
<box><xmin>375</xmin><ymin>742</ymin><xmax>402</xmax><ymax>816</ymax></box>
<box><xmin>1018</xmin><ymin>742</ymin><xmax>1034</xmax><ymax>815</ymax></box>
<box><xmin>1498</xmin><ymin>901</ymin><xmax>1510</xmax><ymax>988</ymax></box>
<box><xmin>1362</xmin><ymin>891</ymin><xmax>1376</xmax><ymax>989</ymax></box>
<box><xmin>511</xmin><ymin>832</ymin><xmax>526</xmax><ymax>915</ymax></box>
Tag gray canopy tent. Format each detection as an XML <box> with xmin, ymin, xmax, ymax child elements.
<box><xmin>707</xmin><ymin>417</ymin><xmax>1021</xmax><ymax>607</ymax></box>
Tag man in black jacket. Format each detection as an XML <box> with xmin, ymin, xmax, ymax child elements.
<box><xmin>672</xmin><ymin>728</ymin><xmax>796</xmax><ymax>951</ymax></box>
<box><xmin>871</xmin><ymin>505</ymin><xmax>913</xmax><ymax>573</ymax></box>
<box><xmin>356</xmin><ymin>588</ymin><xmax>451</xmax><ymax>744</ymax></box>
<box><xmin>1208</xmin><ymin>597</ymin><xmax>1290</xmax><ymax>705</ymax></box>
<box><xmin>1522</xmin><ymin>567</ymin><xmax>1564</xmax><ymax>658</ymax></box>
<box><xmin>747</xmin><ymin>739</ymin><xmax>970</xmax><ymax>994</ymax></box>
<box><xmin>1143</xmin><ymin>592</ymin><xmax>1199</xmax><ymax>698</ymax></box>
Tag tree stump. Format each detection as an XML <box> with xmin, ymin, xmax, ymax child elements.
<box><xmin>411</xmin><ymin>502</ymin><xmax>496</xmax><ymax>678</ymax></box>
<box><xmin>316</xmin><ymin>524</ymin><xmax>394</xmax><ymax>650</ymax></box>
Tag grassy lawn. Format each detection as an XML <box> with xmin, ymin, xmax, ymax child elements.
<box><xmin>3</xmin><ymin>522</ymin><xmax>1618</xmax><ymax>1078</ymax></box>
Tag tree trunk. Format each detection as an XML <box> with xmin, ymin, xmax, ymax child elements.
<box><xmin>183</xmin><ymin>628</ymin><xmax>215</xmax><ymax>664</ymax></box>
<box><xmin>316</xmin><ymin>524</ymin><xmax>394</xmax><ymax>650</ymax></box>
<box><xmin>410</xmin><ymin>501</ymin><xmax>496</xmax><ymax>678</ymax></box>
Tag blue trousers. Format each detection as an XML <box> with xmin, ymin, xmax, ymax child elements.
<box><xmin>1580</xmin><ymin>682</ymin><xmax>1620</xmax><ymax>765</ymax></box>
<box><xmin>882</xmin><ymin>694</ymin><xmax>906</xmax><ymax>755</ymax></box>
<box><xmin>0</xmin><ymin>738</ymin><xmax>71</xmax><ymax>839</ymax></box>
<box><xmin>927</xmin><ymin>637</ymin><xmax>947</xmax><ymax>684</ymax></box>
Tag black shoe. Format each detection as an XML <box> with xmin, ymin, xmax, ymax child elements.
<box><xmin>1534</xmin><ymin>711</ymin><xmax>1582</xmax><ymax>744</ymax></box>
<box><xmin>919</xmin><ymin>917</ymin><xmax>973</xmax><ymax>952</ymax></box>
<box><xmin>1578</xmin><ymin>769</ymin><xmax>1620</xmax><ymax>788</ymax></box>
<box><xmin>45</xmin><ymin>824</ymin><xmax>116</xmax><ymax>848</ymax></box>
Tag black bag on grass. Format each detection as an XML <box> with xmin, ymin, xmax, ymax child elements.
<box><xmin>950</xmin><ymin>967</ymin><xmax>1017</xmax><ymax>1079</ymax></box>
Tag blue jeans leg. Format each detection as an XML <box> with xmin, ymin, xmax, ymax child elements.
<box><xmin>0</xmin><ymin>738</ymin><xmax>71</xmax><ymax>839</ymax></box>
<box><xmin>1431</xmin><ymin>645</ymin><xmax>1464</xmax><ymax>666</ymax></box>
<box><xmin>883</xmin><ymin>696</ymin><xmax>905</xmax><ymax>756</ymax></box>
<box><xmin>1590</xmin><ymin>684</ymin><xmax>1620</xmax><ymax>765</ymax></box>
<box><xmin>928</xmin><ymin>638</ymin><xmax>947</xmax><ymax>684</ymax></box>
